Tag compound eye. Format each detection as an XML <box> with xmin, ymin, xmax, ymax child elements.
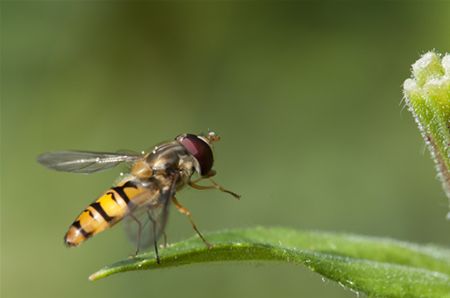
<box><xmin>179</xmin><ymin>134</ymin><xmax>213</xmax><ymax>176</ymax></box>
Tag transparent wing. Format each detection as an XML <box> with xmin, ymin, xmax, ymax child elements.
<box><xmin>37</xmin><ymin>150</ymin><xmax>142</xmax><ymax>174</ymax></box>
<box><xmin>124</xmin><ymin>197</ymin><xmax>170</xmax><ymax>251</ymax></box>
<box><xmin>124</xmin><ymin>176</ymin><xmax>177</xmax><ymax>251</ymax></box>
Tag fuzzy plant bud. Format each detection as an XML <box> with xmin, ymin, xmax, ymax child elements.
<box><xmin>403</xmin><ymin>51</ymin><xmax>450</xmax><ymax>216</ymax></box>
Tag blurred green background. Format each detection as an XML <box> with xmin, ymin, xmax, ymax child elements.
<box><xmin>2</xmin><ymin>2</ymin><xmax>450</xmax><ymax>298</ymax></box>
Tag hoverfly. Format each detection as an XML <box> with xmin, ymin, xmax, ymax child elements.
<box><xmin>37</xmin><ymin>132</ymin><xmax>240</xmax><ymax>263</ymax></box>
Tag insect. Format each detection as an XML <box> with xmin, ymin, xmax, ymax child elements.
<box><xmin>37</xmin><ymin>132</ymin><xmax>240</xmax><ymax>263</ymax></box>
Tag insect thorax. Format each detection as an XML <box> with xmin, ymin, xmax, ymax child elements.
<box><xmin>131</xmin><ymin>141</ymin><xmax>197</xmax><ymax>184</ymax></box>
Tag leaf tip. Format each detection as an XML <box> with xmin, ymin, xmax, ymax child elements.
<box><xmin>88</xmin><ymin>271</ymin><xmax>102</xmax><ymax>281</ymax></box>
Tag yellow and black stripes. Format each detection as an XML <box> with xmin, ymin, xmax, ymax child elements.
<box><xmin>90</xmin><ymin>201</ymin><xmax>115</xmax><ymax>223</ymax></box>
<box><xmin>71</xmin><ymin>220</ymin><xmax>92</xmax><ymax>239</ymax></box>
<box><xmin>64</xmin><ymin>180</ymin><xmax>143</xmax><ymax>247</ymax></box>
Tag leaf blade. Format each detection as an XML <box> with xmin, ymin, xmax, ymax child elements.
<box><xmin>90</xmin><ymin>227</ymin><xmax>450</xmax><ymax>298</ymax></box>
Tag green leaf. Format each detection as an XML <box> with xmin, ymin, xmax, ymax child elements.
<box><xmin>403</xmin><ymin>51</ymin><xmax>450</xmax><ymax>212</ymax></box>
<box><xmin>90</xmin><ymin>227</ymin><xmax>450</xmax><ymax>298</ymax></box>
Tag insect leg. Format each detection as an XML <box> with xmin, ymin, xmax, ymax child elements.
<box><xmin>162</xmin><ymin>232</ymin><xmax>168</xmax><ymax>248</ymax></box>
<box><xmin>171</xmin><ymin>196</ymin><xmax>212</xmax><ymax>249</ymax></box>
<box><xmin>188</xmin><ymin>178</ymin><xmax>241</xmax><ymax>199</ymax></box>
<box><xmin>189</xmin><ymin>170</ymin><xmax>217</xmax><ymax>184</ymax></box>
<box><xmin>129</xmin><ymin>213</ymin><xmax>142</xmax><ymax>256</ymax></box>
<box><xmin>146</xmin><ymin>210</ymin><xmax>161</xmax><ymax>264</ymax></box>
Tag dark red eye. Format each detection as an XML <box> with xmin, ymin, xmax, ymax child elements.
<box><xmin>178</xmin><ymin>134</ymin><xmax>213</xmax><ymax>176</ymax></box>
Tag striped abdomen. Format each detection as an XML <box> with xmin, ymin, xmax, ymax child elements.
<box><xmin>64</xmin><ymin>180</ymin><xmax>145</xmax><ymax>247</ymax></box>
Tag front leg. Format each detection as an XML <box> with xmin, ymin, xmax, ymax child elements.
<box><xmin>189</xmin><ymin>170</ymin><xmax>216</xmax><ymax>184</ymax></box>
<box><xmin>189</xmin><ymin>170</ymin><xmax>241</xmax><ymax>199</ymax></box>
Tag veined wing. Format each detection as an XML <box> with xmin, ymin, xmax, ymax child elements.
<box><xmin>124</xmin><ymin>174</ymin><xmax>178</xmax><ymax>251</ymax></box>
<box><xmin>124</xmin><ymin>195</ymin><xmax>170</xmax><ymax>251</ymax></box>
<box><xmin>37</xmin><ymin>150</ymin><xmax>142</xmax><ymax>174</ymax></box>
